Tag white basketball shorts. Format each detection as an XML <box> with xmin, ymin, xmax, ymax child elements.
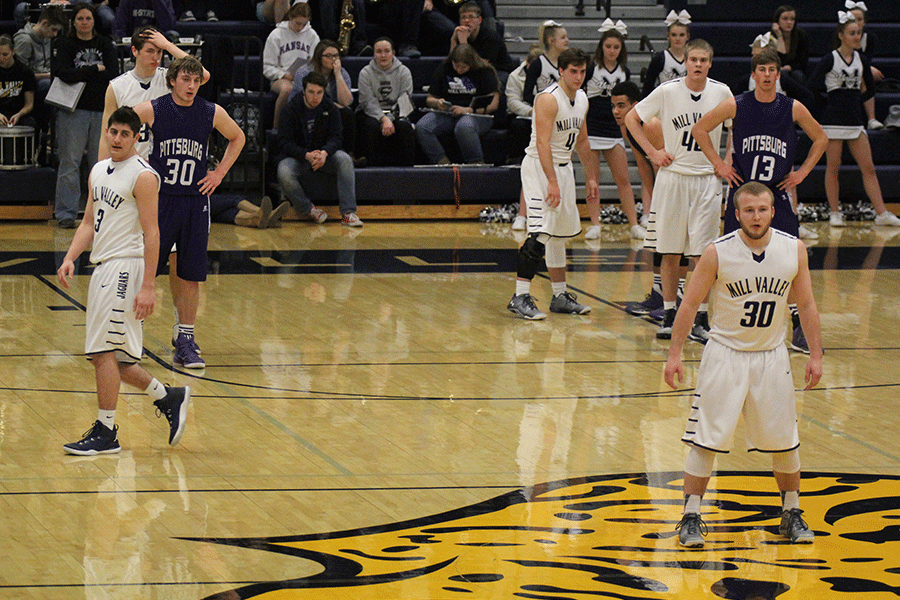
<box><xmin>522</xmin><ymin>155</ymin><xmax>580</xmax><ymax>238</ymax></box>
<box><xmin>85</xmin><ymin>258</ymin><xmax>145</xmax><ymax>363</ymax></box>
<box><xmin>644</xmin><ymin>169</ymin><xmax>721</xmax><ymax>256</ymax></box>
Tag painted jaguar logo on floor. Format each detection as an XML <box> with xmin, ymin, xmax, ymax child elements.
<box><xmin>187</xmin><ymin>472</ymin><xmax>900</xmax><ymax>599</ymax></box>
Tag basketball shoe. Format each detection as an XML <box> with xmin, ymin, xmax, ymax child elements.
<box><xmin>64</xmin><ymin>421</ymin><xmax>121</xmax><ymax>455</ymax></box>
<box><xmin>625</xmin><ymin>287</ymin><xmax>663</xmax><ymax>316</ymax></box>
<box><xmin>507</xmin><ymin>294</ymin><xmax>547</xmax><ymax>320</ymax></box>
<box><xmin>154</xmin><ymin>386</ymin><xmax>192</xmax><ymax>446</ymax></box>
<box><xmin>689</xmin><ymin>311</ymin><xmax>710</xmax><ymax>344</ymax></box>
<box><xmin>174</xmin><ymin>333</ymin><xmax>205</xmax><ymax>369</ymax></box>
<box><xmin>780</xmin><ymin>508</ymin><xmax>814</xmax><ymax>543</ymax></box>
<box><xmin>676</xmin><ymin>513</ymin><xmax>707</xmax><ymax>547</ymax></box>
<box><xmin>657</xmin><ymin>308</ymin><xmax>676</xmax><ymax>339</ymax></box>
<box><xmin>549</xmin><ymin>292</ymin><xmax>591</xmax><ymax>315</ymax></box>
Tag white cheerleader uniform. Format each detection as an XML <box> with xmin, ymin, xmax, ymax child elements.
<box><xmin>585</xmin><ymin>62</ymin><xmax>629</xmax><ymax>150</ymax></box>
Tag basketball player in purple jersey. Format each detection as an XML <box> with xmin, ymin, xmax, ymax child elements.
<box><xmin>134</xmin><ymin>56</ymin><xmax>245</xmax><ymax>369</ymax></box>
<box><xmin>692</xmin><ymin>48</ymin><xmax>826</xmax><ymax>353</ymax></box>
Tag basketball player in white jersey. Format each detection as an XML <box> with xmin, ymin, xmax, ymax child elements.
<box><xmin>664</xmin><ymin>181</ymin><xmax>823</xmax><ymax>547</ymax></box>
<box><xmin>99</xmin><ymin>26</ymin><xmax>210</xmax><ymax>161</ymax></box>
<box><xmin>507</xmin><ymin>48</ymin><xmax>600</xmax><ymax>320</ymax></box>
<box><xmin>625</xmin><ymin>39</ymin><xmax>733</xmax><ymax>342</ymax></box>
<box><xmin>57</xmin><ymin>107</ymin><xmax>191</xmax><ymax>455</ymax></box>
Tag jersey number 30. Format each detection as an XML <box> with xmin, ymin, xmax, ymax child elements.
<box><xmin>740</xmin><ymin>300</ymin><xmax>775</xmax><ymax>328</ymax></box>
<box><xmin>163</xmin><ymin>159</ymin><xmax>196</xmax><ymax>186</ymax></box>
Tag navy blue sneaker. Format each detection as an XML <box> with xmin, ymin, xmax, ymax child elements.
<box><xmin>64</xmin><ymin>421</ymin><xmax>120</xmax><ymax>455</ymax></box>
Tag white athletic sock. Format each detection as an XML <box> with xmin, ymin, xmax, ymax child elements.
<box><xmin>698</xmin><ymin>303</ymin><xmax>708</xmax><ymax>313</ymax></box>
<box><xmin>145</xmin><ymin>378</ymin><xmax>168</xmax><ymax>401</ymax></box>
<box><xmin>664</xmin><ymin>300</ymin><xmax>677</xmax><ymax>310</ymax></box>
<box><xmin>515</xmin><ymin>280</ymin><xmax>530</xmax><ymax>297</ymax></box>
<box><xmin>782</xmin><ymin>490</ymin><xmax>800</xmax><ymax>512</ymax></box>
<box><xmin>684</xmin><ymin>494</ymin><xmax>702</xmax><ymax>514</ymax></box>
<box><xmin>178</xmin><ymin>324</ymin><xmax>195</xmax><ymax>339</ymax></box>
<box><xmin>98</xmin><ymin>409</ymin><xmax>116</xmax><ymax>430</ymax></box>
<box><xmin>551</xmin><ymin>281</ymin><xmax>566</xmax><ymax>297</ymax></box>
<box><xmin>678</xmin><ymin>278</ymin><xmax>686</xmax><ymax>296</ymax></box>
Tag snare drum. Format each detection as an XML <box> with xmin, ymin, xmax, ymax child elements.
<box><xmin>0</xmin><ymin>125</ymin><xmax>36</xmax><ymax>170</ymax></box>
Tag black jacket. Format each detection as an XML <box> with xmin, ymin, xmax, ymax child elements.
<box><xmin>276</xmin><ymin>94</ymin><xmax>342</xmax><ymax>163</ymax></box>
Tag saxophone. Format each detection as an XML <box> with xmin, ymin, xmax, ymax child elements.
<box><xmin>338</xmin><ymin>0</ymin><xmax>355</xmax><ymax>55</ymax></box>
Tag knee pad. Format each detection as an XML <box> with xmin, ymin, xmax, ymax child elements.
<box><xmin>544</xmin><ymin>237</ymin><xmax>566</xmax><ymax>269</ymax></box>
<box><xmin>517</xmin><ymin>233</ymin><xmax>546</xmax><ymax>280</ymax></box>
<box><xmin>685</xmin><ymin>446</ymin><xmax>716</xmax><ymax>478</ymax></box>
<box><xmin>772</xmin><ymin>449</ymin><xmax>801</xmax><ymax>474</ymax></box>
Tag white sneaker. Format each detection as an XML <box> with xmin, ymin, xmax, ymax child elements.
<box><xmin>640</xmin><ymin>214</ymin><xmax>649</xmax><ymax>229</ymax></box>
<box><xmin>511</xmin><ymin>215</ymin><xmax>526</xmax><ymax>231</ymax></box>
<box><xmin>874</xmin><ymin>211</ymin><xmax>900</xmax><ymax>227</ymax></box>
<box><xmin>798</xmin><ymin>224</ymin><xmax>818</xmax><ymax>239</ymax></box>
<box><xmin>630</xmin><ymin>224</ymin><xmax>646</xmax><ymax>239</ymax></box>
<box><xmin>584</xmin><ymin>224</ymin><xmax>601</xmax><ymax>240</ymax></box>
<box><xmin>868</xmin><ymin>118</ymin><xmax>884</xmax><ymax>130</ymax></box>
<box><xmin>829</xmin><ymin>211</ymin><xmax>846</xmax><ymax>227</ymax></box>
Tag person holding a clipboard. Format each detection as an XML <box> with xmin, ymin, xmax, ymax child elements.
<box><xmin>50</xmin><ymin>3</ymin><xmax>118</xmax><ymax>228</ymax></box>
<box><xmin>416</xmin><ymin>43</ymin><xmax>499</xmax><ymax>165</ymax></box>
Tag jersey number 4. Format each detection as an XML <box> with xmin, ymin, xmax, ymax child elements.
<box><xmin>564</xmin><ymin>132</ymin><xmax>577</xmax><ymax>152</ymax></box>
<box><xmin>740</xmin><ymin>300</ymin><xmax>775</xmax><ymax>328</ymax></box>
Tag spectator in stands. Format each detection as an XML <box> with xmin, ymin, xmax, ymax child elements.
<box><xmin>14</xmin><ymin>6</ymin><xmax>65</xmax><ymax>97</ymax></box>
<box><xmin>264</xmin><ymin>1</ymin><xmax>319</xmax><ymax>129</ymax></box>
<box><xmin>585</xmin><ymin>19</ymin><xmax>644</xmax><ymax>240</ymax></box>
<box><xmin>450</xmin><ymin>1</ymin><xmax>516</xmax><ymax>87</ymax></box>
<box><xmin>847</xmin><ymin>2</ymin><xmax>884</xmax><ymax>129</ymax></box>
<box><xmin>52</xmin><ymin>3</ymin><xmax>118</xmax><ymax>229</ymax></box>
<box><xmin>276</xmin><ymin>71</ymin><xmax>363</xmax><ymax>227</ymax></box>
<box><xmin>770</xmin><ymin>5</ymin><xmax>808</xmax><ymax>85</ymax></box>
<box><xmin>291</xmin><ymin>40</ymin><xmax>357</xmax><ymax>161</ymax></box>
<box><xmin>809</xmin><ymin>12</ymin><xmax>900</xmax><ymax>228</ymax></box>
<box><xmin>421</xmin><ymin>0</ymin><xmax>497</xmax><ymax>55</ymax></box>
<box><xmin>176</xmin><ymin>1</ymin><xmax>217</xmax><ymax>22</ymax></box>
<box><xmin>0</xmin><ymin>36</ymin><xmax>36</xmax><ymax>128</ymax></box>
<box><xmin>114</xmin><ymin>0</ymin><xmax>177</xmax><ymax>39</ymax></box>
<box><xmin>417</xmin><ymin>43</ymin><xmax>499</xmax><ymax>165</ymax></box>
<box><xmin>210</xmin><ymin>195</ymin><xmax>290</xmax><ymax>228</ymax></box>
<box><xmin>523</xmin><ymin>20</ymin><xmax>567</xmax><ymax>106</ymax></box>
<box><xmin>356</xmin><ymin>37</ymin><xmax>415</xmax><ymax>166</ymax></box>
<box><xmin>505</xmin><ymin>43</ymin><xmax>542</xmax><ymax>164</ymax></box>
<box><xmin>642</xmin><ymin>9</ymin><xmax>689</xmax><ymax>99</ymax></box>
<box><xmin>13</xmin><ymin>0</ymin><xmax>70</xmax><ymax>30</ymax></box>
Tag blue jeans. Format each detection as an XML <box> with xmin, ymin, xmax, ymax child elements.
<box><xmin>277</xmin><ymin>150</ymin><xmax>357</xmax><ymax>215</ymax></box>
<box><xmin>55</xmin><ymin>109</ymin><xmax>102</xmax><ymax>222</ymax></box>
<box><xmin>416</xmin><ymin>111</ymin><xmax>493</xmax><ymax>164</ymax></box>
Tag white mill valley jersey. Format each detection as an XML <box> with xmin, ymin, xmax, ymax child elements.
<box><xmin>89</xmin><ymin>154</ymin><xmax>160</xmax><ymax>264</ymax></box>
<box><xmin>635</xmin><ymin>77</ymin><xmax>733</xmax><ymax>175</ymax></box>
<box><xmin>709</xmin><ymin>229</ymin><xmax>798</xmax><ymax>352</ymax></box>
<box><xmin>109</xmin><ymin>67</ymin><xmax>169</xmax><ymax>158</ymax></box>
<box><xmin>524</xmin><ymin>84</ymin><xmax>588</xmax><ymax>163</ymax></box>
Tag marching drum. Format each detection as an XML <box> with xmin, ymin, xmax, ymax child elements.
<box><xmin>0</xmin><ymin>126</ymin><xmax>36</xmax><ymax>170</ymax></box>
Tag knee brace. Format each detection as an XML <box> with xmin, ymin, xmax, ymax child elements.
<box><xmin>544</xmin><ymin>237</ymin><xmax>566</xmax><ymax>269</ymax></box>
<box><xmin>517</xmin><ymin>233</ymin><xmax>546</xmax><ymax>280</ymax></box>
<box><xmin>685</xmin><ymin>446</ymin><xmax>716</xmax><ymax>478</ymax></box>
<box><xmin>772</xmin><ymin>449</ymin><xmax>801</xmax><ymax>474</ymax></box>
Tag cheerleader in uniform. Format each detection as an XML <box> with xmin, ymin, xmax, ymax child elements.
<box><xmin>642</xmin><ymin>9</ymin><xmax>689</xmax><ymax>99</ymax></box>
<box><xmin>845</xmin><ymin>1</ymin><xmax>884</xmax><ymax>129</ymax></box>
<box><xmin>523</xmin><ymin>20</ymin><xmax>569</xmax><ymax>105</ymax></box>
<box><xmin>808</xmin><ymin>12</ymin><xmax>900</xmax><ymax>227</ymax></box>
<box><xmin>585</xmin><ymin>19</ymin><xmax>643</xmax><ymax>240</ymax></box>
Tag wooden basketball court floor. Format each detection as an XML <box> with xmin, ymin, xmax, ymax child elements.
<box><xmin>2</xmin><ymin>218</ymin><xmax>900</xmax><ymax>599</ymax></box>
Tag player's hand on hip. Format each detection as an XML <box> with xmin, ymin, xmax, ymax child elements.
<box><xmin>804</xmin><ymin>357</ymin><xmax>822</xmax><ymax>390</ymax></box>
<box><xmin>198</xmin><ymin>169</ymin><xmax>224</xmax><ymax>195</ymax></box>
<box><xmin>664</xmin><ymin>358</ymin><xmax>684</xmax><ymax>389</ymax></box>
<box><xmin>715</xmin><ymin>161</ymin><xmax>742</xmax><ymax>188</ymax></box>
<box><xmin>133</xmin><ymin>287</ymin><xmax>155</xmax><ymax>321</ymax></box>
<box><xmin>545</xmin><ymin>181</ymin><xmax>562</xmax><ymax>208</ymax></box>
<box><xmin>649</xmin><ymin>148</ymin><xmax>674</xmax><ymax>168</ymax></box>
<box><xmin>777</xmin><ymin>170</ymin><xmax>803</xmax><ymax>191</ymax></box>
<box><xmin>56</xmin><ymin>261</ymin><xmax>75</xmax><ymax>289</ymax></box>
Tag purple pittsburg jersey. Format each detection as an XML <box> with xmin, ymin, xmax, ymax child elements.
<box><xmin>731</xmin><ymin>91</ymin><xmax>796</xmax><ymax>188</ymax></box>
<box><xmin>149</xmin><ymin>94</ymin><xmax>216</xmax><ymax>196</ymax></box>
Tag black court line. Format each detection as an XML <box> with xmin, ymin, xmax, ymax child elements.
<box><xmin>0</xmin><ymin>484</ymin><xmax>521</xmax><ymax>497</ymax></box>
<box><xmin>5</xmin><ymin>245</ymin><xmax>900</xmax><ymax>276</ymax></box>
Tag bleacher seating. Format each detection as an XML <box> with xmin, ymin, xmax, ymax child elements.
<box><xmin>685</xmin><ymin>0</ymin><xmax>900</xmax><ymax>23</ymax></box>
